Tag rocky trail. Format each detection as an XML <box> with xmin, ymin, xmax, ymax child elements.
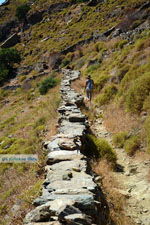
<box><xmin>92</xmin><ymin>110</ymin><xmax>150</xmax><ymax>225</ymax></box>
<box><xmin>23</xmin><ymin>69</ymin><xmax>109</xmax><ymax>225</ymax></box>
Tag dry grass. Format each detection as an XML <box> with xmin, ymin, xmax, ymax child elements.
<box><xmin>92</xmin><ymin>160</ymin><xmax>135</xmax><ymax>225</ymax></box>
<box><xmin>71</xmin><ymin>76</ymin><xmax>85</xmax><ymax>94</ymax></box>
<box><xmin>104</xmin><ymin>103</ymin><xmax>140</xmax><ymax>134</ymax></box>
<box><xmin>105</xmin><ymin>37</ymin><xmax>121</xmax><ymax>50</ymax></box>
<box><xmin>0</xmin><ymin>79</ymin><xmax>60</xmax><ymax>224</ymax></box>
<box><xmin>0</xmin><ymin>167</ymin><xmax>43</xmax><ymax>225</ymax></box>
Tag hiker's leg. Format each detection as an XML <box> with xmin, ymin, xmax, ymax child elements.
<box><xmin>89</xmin><ymin>90</ymin><xmax>92</xmax><ymax>101</ymax></box>
<box><xmin>86</xmin><ymin>90</ymin><xmax>88</xmax><ymax>99</ymax></box>
<box><xmin>86</xmin><ymin>89</ymin><xmax>90</xmax><ymax>100</ymax></box>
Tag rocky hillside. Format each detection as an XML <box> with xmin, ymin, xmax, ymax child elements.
<box><xmin>0</xmin><ymin>0</ymin><xmax>149</xmax><ymax>224</ymax></box>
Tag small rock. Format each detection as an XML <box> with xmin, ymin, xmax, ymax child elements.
<box><xmin>72</xmin><ymin>167</ymin><xmax>81</xmax><ymax>172</ymax></box>
<box><xmin>62</xmin><ymin>172</ymin><xmax>73</xmax><ymax>180</ymax></box>
<box><xmin>64</xmin><ymin>213</ymin><xmax>92</xmax><ymax>225</ymax></box>
<box><xmin>94</xmin><ymin>176</ymin><xmax>103</xmax><ymax>182</ymax></box>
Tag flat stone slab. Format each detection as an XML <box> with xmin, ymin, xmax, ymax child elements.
<box><xmin>34</xmin><ymin>193</ymin><xmax>96</xmax><ymax>215</ymax></box>
<box><xmin>64</xmin><ymin>213</ymin><xmax>92</xmax><ymax>225</ymax></box>
<box><xmin>58</xmin><ymin>105</ymin><xmax>78</xmax><ymax>114</ymax></box>
<box><xmin>44</xmin><ymin>171</ymin><xmax>97</xmax><ymax>193</ymax></box>
<box><xmin>47</xmin><ymin>150</ymin><xmax>84</xmax><ymax>165</ymax></box>
<box><xmin>68</xmin><ymin>113</ymin><xmax>86</xmax><ymax>122</ymax></box>
<box><xmin>59</xmin><ymin>121</ymin><xmax>86</xmax><ymax>137</ymax></box>
<box><xmin>46</xmin><ymin>160</ymin><xmax>87</xmax><ymax>172</ymax></box>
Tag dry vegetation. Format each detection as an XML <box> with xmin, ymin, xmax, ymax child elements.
<box><xmin>93</xmin><ymin>160</ymin><xmax>135</xmax><ymax>225</ymax></box>
<box><xmin>104</xmin><ymin>103</ymin><xmax>141</xmax><ymax>134</ymax></box>
<box><xmin>0</xmin><ymin>74</ymin><xmax>60</xmax><ymax>224</ymax></box>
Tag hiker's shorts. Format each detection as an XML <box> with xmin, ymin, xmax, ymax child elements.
<box><xmin>86</xmin><ymin>88</ymin><xmax>92</xmax><ymax>100</ymax></box>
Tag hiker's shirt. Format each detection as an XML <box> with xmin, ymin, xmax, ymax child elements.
<box><xmin>86</xmin><ymin>79</ymin><xmax>94</xmax><ymax>91</ymax></box>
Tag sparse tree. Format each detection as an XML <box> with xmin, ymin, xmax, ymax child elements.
<box><xmin>15</xmin><ymin>4</ymin><xmax>30</xmax><ymax>22</ymax></box>
<box><xmin>0</xmin><ymin>48</ymin><xmax>21</xmax><ymax>85</ymax></box>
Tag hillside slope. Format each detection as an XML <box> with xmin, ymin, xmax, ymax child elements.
<box><xmin>0</xmin><ymin>0</ymin><xmax>149</xmax><ymax>224</ymax></box>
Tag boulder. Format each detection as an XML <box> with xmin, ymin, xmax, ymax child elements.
<box><xmin>24</xmin><ymin>202</ymin><xmax>54</xmax><ymax>223</ymax></box>
<box><xmin>27</xmin><ymin>10</ymin><xmax>45</xmax><ymax>25</ymax></box>
<box><xmin>48</xmin><ymin>2</ymin><xmax>70</xmax><ymax>14</ymax></box>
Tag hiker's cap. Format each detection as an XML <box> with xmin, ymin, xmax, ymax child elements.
<box><xmin>88</xmin><ymin>75</ymin><xmax>91</xmax><ymax>78</ymax></box>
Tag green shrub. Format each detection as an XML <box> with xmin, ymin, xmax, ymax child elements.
<box><xmin>120</xmin><ymin>63</ymin><xmax>150</xmax><ymax>92</ymax></box>
<box><xmin>0</xmin><ymin>116</ymin><xmax>15</xmax><ymax>129</ymax></box>
<box><xmin>0</xmin><ymin>67</ymin><xmax>9</xmax><ymax>85</ymax></box>
<box><xmin>144</xmin><ymin>116</ymin><xmax>150</xmax><ymax>153</ymax></box>
<box><xmin>0</xmin><ymin>188</ymin><xmax>15</xmax><ymax>201</ymax></box>
<box><xmin>0</xmin><ymin>48</ymin><xmax>21</xmax><ymax>85</ymax></box>
<box><xmin>95</xmin><ymin>84</ymin><xmax>117</xmax><ymax>106</ymax></box>
<box><xmin>0</xmin><ymin>204</ymin><xmax>7</xmax><ymax>217</ymax></box>
<box><xmin>0</xmin><ymin>48</ymin><xmax>21</xmax><ymax>65</ymax></box>
<box><xmin>94</xmin><ymin>41</ymin><xmax>107</xmax><ymax>52</ymax></box>
<box><xmin>34</xmin><ymin>117</ymin><xmax>46</xmax><ymax>128</ymax></box>
<box><xmin>87</xmin><ymin>63</ymin><xmax>100</xmax><ymax>74</ymax></box>
<box><xmin>0</xmin><ymin>137</ymin><xmax>16</xmax><ymax>150</ymax></box>
<box><xmin>39</xmin><ymin>77</ymin><xmax>57</xmax><ymax>95</ymax></box>
<box><xmin>135</xmin><ymin>38</ymin><xmax>149</xmax><ymax>51</ymax></box>
<box><xmin>143</xmin><ymin>95</ymin><xmax>150</xmax><ymax>112</ymax></box>
<box><xmin>34</xmin><ymin>125</ymin><xmax>45</xmax><ymax>137</ymax></box>
<box><xmin>16</xmin><ymin>4</ymin><xmax>30</xmax><ymax>21</ymax></box>
<box><xmin>85</xmin><ymin>135</ymin><xmax>117</xmax><ymax>164</ymax></box>
<box><xmin>125</xmin><ymin>73</ymin><xmax>150</xmax><ymax>113</ymax></box>
<box><xmin>115</xmin><ymin>39</ymin><xmax>128</xmax><ymax>49</ymax></box>
<box><xmin>112</xmin><ymin>132</ymin><xmax>128</xmax><ymax>148</ymax></box>
<box><xmin>95</xmin><ymin>74</ymin><xmax>109</xmax><ymax>90</ymax></box>
<box><xmin>124</xmin><ymin>135</ymin><xmax>140</xmax><ymax>156</ymax></box>
<box><xmin>60</xmin><ymin>58</ymin><xmax>70</xmax><ymax>68</ymax></box>
<box><xmin>74</xmin><ymin>58</ymin><xmax>85</xmax><ymax>69</ymax></box>
<box><xmin>0</xmin><ymin>89</ymin><xmax>9</xmax><ymax>101</ymax></box>
<box><xmin>116</xmin><ymin>65</ymin><xmax>129</xmax><ymax>81</ymax></box>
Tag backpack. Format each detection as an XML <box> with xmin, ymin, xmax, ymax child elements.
<box><xmin>86</xmin><ymin>79</ymin><xmax>93</xmax><ymax>90</ymax></box>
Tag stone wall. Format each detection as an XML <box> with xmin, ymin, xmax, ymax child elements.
<box><xmin>24</xmin><ymin>69</ymin><xmax>102</xmax><ymax>225</ymax></box>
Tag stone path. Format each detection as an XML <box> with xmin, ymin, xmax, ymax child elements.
<box><xmin>24</xmin><ymin>69</ymin><xmax>103</xmax><ymax>225</ymax></box>
<box><xmin>92</xmin><ymin>110</ymin><xmax>150</xmax><ymax>225</ymax></box>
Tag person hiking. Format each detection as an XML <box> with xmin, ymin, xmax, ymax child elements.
<box><xmin>85</xmin><ymin>75</ymin><xmax>94</xmax><ymax>101</ymax></box>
